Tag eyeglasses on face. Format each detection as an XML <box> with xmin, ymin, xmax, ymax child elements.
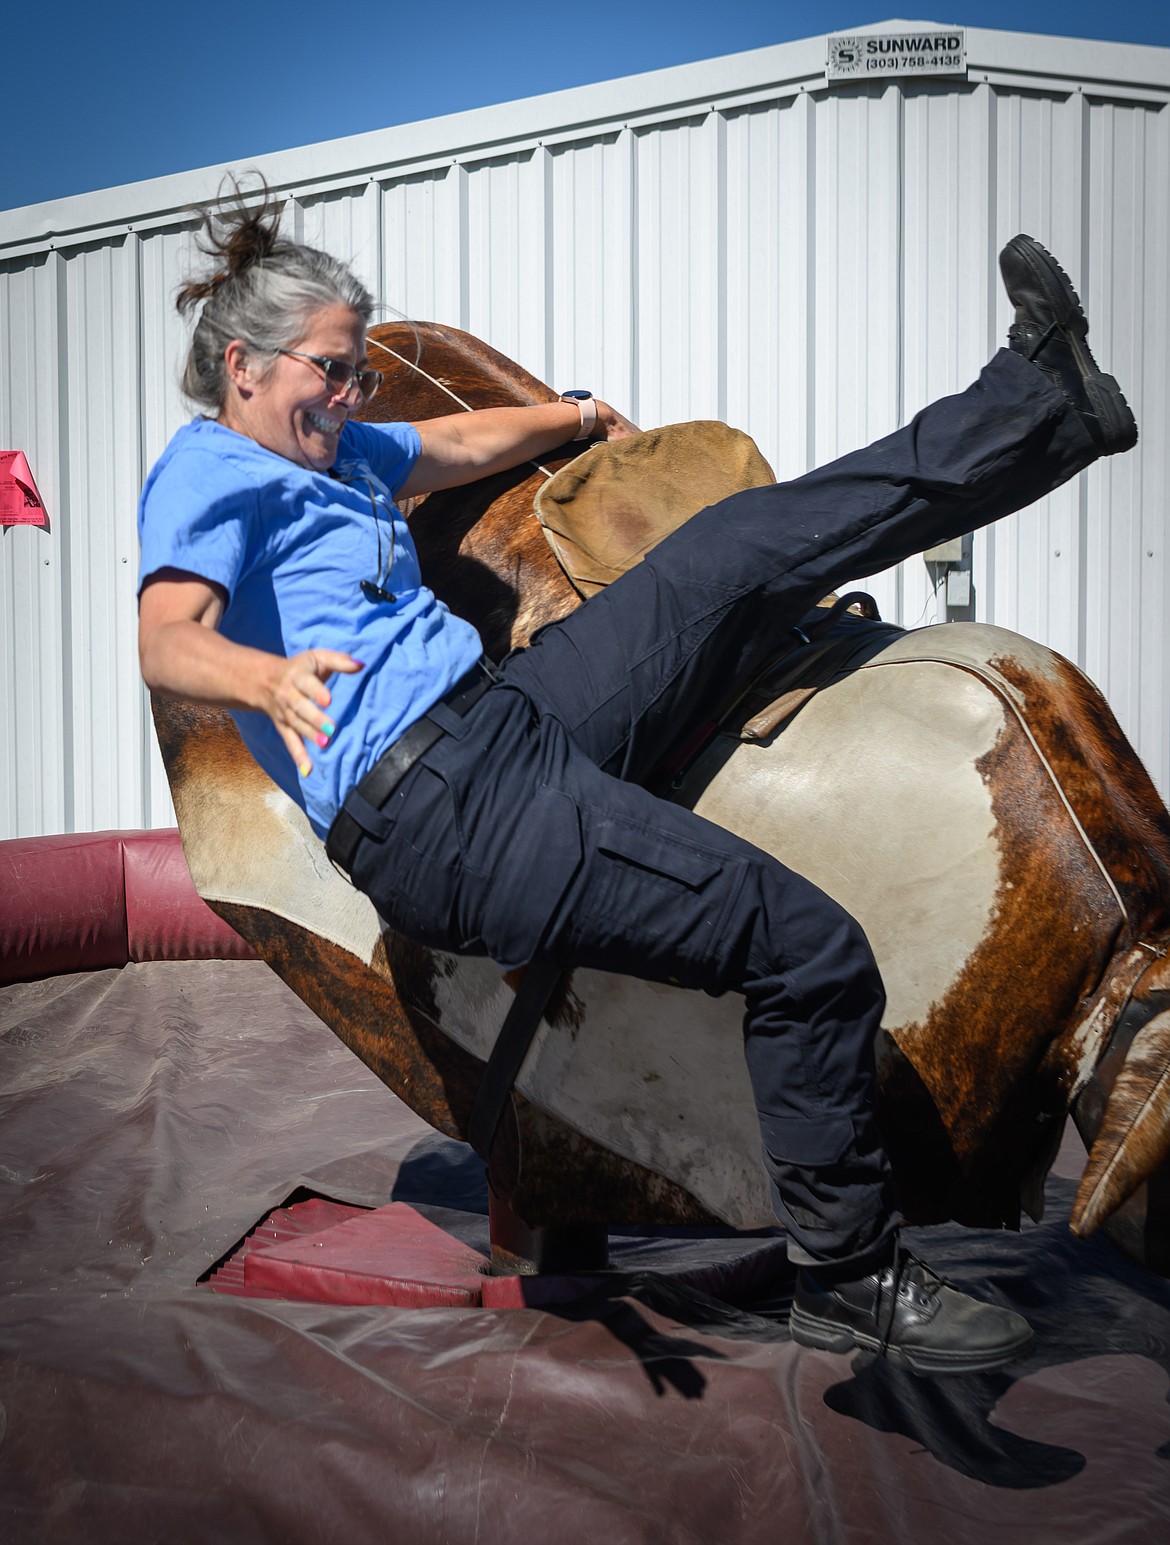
<box><xmin>278</xmin><ymin>349</ymin><xmax>384</xmax><ymax>404</ymax></box>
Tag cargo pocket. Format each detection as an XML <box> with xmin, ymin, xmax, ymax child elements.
<box><xmin>597</xmin><ymin>821</ymin><xmax>725</xmax><ymax>890</ymax></box>
<box><xmin>563</xmin><ymin>810</ymin><xmax>742</xmax><ymax>990</ymax></box>
<box><xmin>477</xmin><ymin>785</ymin><xmax>584</xmax><ymax>972</ymax></box>
<box><xmin>755</xmin><ymin>1111</ymin><xmax>891</xmax><ymax>1245</ymax></box>
<box><xmin>757</xmin><ymin>1112</ymin><xmax>856</xmax><ymax>1169</ymax></box>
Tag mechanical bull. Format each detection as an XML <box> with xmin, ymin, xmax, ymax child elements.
<box><xmin>151</xmin><ymin>322</ymin><xmax>1170</xmax><ymax>1274</ymax></box>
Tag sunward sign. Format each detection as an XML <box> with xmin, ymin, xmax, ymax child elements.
<box><xmin>827</xmin><ymin>29</ymin><xmax>967</xmax><ymax>81</ymax></box>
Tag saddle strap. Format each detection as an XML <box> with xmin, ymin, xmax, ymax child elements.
<box><xmin>468</xmin><ymin>957</ymin><xmax>565</xmax><ymax>1161</ymax></box>
<box><xmin>738</xmin><ymin>595</ymin><xmax>896</xmax><ymax>742</ymax></box>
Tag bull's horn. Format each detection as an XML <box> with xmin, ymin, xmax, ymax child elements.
<box><xmin>1071</xmin><ymin>1002</ymin><xmax>1170</xmax><ymax>1237</ymax></box>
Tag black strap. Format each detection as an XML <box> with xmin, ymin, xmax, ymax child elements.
<box><xmin>468</xmin><ymin>957</ymin><xmax>565</xmax><ymax>1161</ymax></box>
<box><xmin>325</xmin><ymin>658</ymin><xmax>496</xmax><ymax>876</ymax></box>
<box><xmin>788</xmin><ymin>591</ymin><xmax>881</xmax><ymax>644</ymax></box>
<box><xmin>325</xmin><ymin>713</ymin><xmax>444</xmax><ymax>875</ymax></box>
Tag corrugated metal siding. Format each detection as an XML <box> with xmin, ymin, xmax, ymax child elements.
<box><xmin>2</xmin><ymin>26</ymin><xmax>1168</xmax><ymax>837</ymax></box>
<box><xmin>1</xmin><ymin>252</ymin><xmax>66</xmax><ymax>837</ymax></box>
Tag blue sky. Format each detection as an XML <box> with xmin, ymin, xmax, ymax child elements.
<box><xmin>4</xmin><ymin>2</ymin><xmax>1169</xmax><ymax>214</ymax></box>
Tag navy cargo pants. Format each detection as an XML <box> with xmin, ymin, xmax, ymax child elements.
<box><xmin>346</xmin><ymin>349</ymin><xmax>1097</xmax><ymax>1270</ymax></box>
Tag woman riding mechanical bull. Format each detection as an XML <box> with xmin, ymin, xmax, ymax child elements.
<box><xmin>137</xmin><ymin>184</ymin><xmax>1138</xmax><ymax>1376</ymax></box>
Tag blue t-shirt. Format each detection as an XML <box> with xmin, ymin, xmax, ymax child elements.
<box><xmin>138</xmin><ymin>416</ymin><xmax>483</xmax><ymax>836</ymax></box>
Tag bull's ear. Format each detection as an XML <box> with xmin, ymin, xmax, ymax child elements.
<box><xmin>1071</xmin><ymin>1001</ymin><xmax>1170</xmax><ymax>1236</ymax></box>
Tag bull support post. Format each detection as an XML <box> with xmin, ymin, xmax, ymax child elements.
<box><xmin>487</xmin><ymin>1187</ymin><xmax>610</xmax><ymax>1276</ymax></box>
<box><xmin>469</xmin><ymin>956</ymin><xmax>612</xmax><ymax>1275</ymax></box>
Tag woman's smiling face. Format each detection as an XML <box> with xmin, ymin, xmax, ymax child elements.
<box><xmin>221</xmin><ymin>303</ymin><xmax>368</xmax><ymax>470</ymax></box>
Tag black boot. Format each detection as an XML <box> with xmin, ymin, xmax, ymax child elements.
<box><xmin>789</xmin><ymin>1246</ymin><xmax>1034</xmax><ymax>1375</ymax></box>
<box><xmin>999</xmin><ymin>233</ymin><xmax>1137</xmax><ymax>455</ymax></box>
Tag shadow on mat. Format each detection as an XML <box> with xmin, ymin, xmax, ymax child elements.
<box><xmin>561</xmin><ymin>1287</ymin><xmax>729</xmax><ymax>1400</ymax></box>
<box><xmin>610</xmin><ymin>1179</ymin><xmax>1170</xmax><ymax>1488</ymax></box>
<box><xmin>391</xmin><ymin>1139</ymin><xmax>1170</xmax><ymax>1486</ymax></box>
<box><xmin>815</xmin><ymin>1191</ymin><xmax>1170</xmax><ymax>1488</ymax></box>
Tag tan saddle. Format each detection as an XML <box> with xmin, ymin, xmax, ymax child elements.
<box><xmin>534</xmin><ymin>420</ymin><xmax>777</xmax><ymax>597</ymax></box>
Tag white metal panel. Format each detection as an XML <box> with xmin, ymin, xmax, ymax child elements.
<box><xmin>381</xmin><ymin>166</ymin><xmax>467</xmax><ymax>327</ymax></box>
<box><xmin>1082</xmin><ymin>94</ymin><xmax>1170</xmax><ymax>797</ymax></box>
<box><xmin>137</xmin><ymin>222</ymin><xmax>202</xmax><ymax>829</ymax></box>
<box><xmin>58</xmin><ymin>239</ymin><xmax>144</xmax><ymax>833</ymax></box>
<box><xmin>547</xmin><ymin>133</ymin><xmax>636</xmax><ymax>412</ymax></box>
<box><xmin>813</xmin><ymin>84</ymin><xmax>904</xmax><ymax>465</ymax></box>
<box><xmin>0</xmin><ymin>252</ymin><xmax>66</xmax><ymax>837</ymax></box>
<box><xmin>888</xmin><ymin>83</ymin><xmax>997</xmax><ymax>630</ymax></box>
<box><xmin>1132</xmin><ymin>102</ymin><xmax>1170</xmax><ymax>802</ymax></box>
<box><xmin>464</xmin><ymin>149</ymin><xmax>551</xmax><ymax>375</ymax></box>
<box><xmin>633</xmin><ymin>113</ymin><xmax>724</xmax><ymax>427</ymax></box>
<box><xmin>979</xmin><ymin>88</ymin><xmax>1088</xmax><ymax>668</ymax></box>
<box><xmin>295</xmin><ymin>181</ymin><xmax>382</xmax><ymax>304</ymax></box>
<box><xmin>1</xmin><ymin>26</ymin><xmax>1168</xmax><ymax>838</ymax></box>
<box><xmin>724</xmin><ymin>93</ymin><xmax>815</xmax><ymax>482</ymax></box>
<box><xmin>810</xmin><ymin>84</ymin><xmax>909</xmax><ymax>625</ymax></box>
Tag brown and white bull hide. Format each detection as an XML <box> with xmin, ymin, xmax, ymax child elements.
<box><xmin>676</xmin><ymin>622</ymin><xmax>1170</xmax><ymax>1264</ymax></box>
<box><xmin>153</xmin><ymin>618</ymin><xmax>1170</xmax><ymax>1253</ymax></box>
<box><xmin>151</xmin><ymin>321</ymin><xmax>1170</xmax><ymax>1268</ymax></box>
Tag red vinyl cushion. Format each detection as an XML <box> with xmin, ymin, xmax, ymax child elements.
<box><xmin>242</xmin><ymin>1202</ymin><xmax>490</xmax><ymax>1308</ymax></box>
<box><xmin>121</xmin><ymin>828</ymin><xmax>251</xmax><ymax>964</ymax></box>
<box><xmin>0</xmin><ymin>828</ymin><xmax>255</xmax><ymax>983</ymax></box>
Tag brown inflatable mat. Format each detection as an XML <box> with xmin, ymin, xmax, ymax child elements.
<box><xmin>3</xmin><ymin>958</ymin><xmax>1170</xmax><ymax>1541</ymax></box>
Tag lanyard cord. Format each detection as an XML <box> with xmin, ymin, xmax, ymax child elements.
<box><xmin>366</xmin><ymin>334</ymin><xmax>556</xmax><ymax>482</ymax></box>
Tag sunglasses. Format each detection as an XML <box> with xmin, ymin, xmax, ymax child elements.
<box><xmin>278</xmin><ymin>349</ymin><xmax>384</xmax><ymax>404</ymax></box>
<box><xmin>357</xmin><ymin>477</ymin><xmax>397</xmax><ymax>605</ymax></box>
<box><xmin>329</xmin><ymin>470</ymin><xmax>398</xmax><ymax>605</ymax></box>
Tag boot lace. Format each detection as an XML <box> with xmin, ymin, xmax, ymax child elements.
<box><xmin>874</xmin><ymin>1247</ymin><xmax>946</xmax><ymax>1355</ymax></box>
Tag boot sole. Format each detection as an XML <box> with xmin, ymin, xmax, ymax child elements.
<box><xmin>1000</xmin><ymin>235</ymin><xmax>1138</xmax><ymax>454</ymax></box>
<box><xmin>789</xmin><ymin>1303</ymin><xmax>1035</xmax><ymax>1376</ymax></box>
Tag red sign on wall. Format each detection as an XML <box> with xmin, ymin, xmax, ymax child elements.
<box><xmin>1</xmin><ymin>451</ymin><xmax>47</xmax><ymax>526</ymax></box>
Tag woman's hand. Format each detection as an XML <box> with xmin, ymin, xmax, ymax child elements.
<box><xmin>259</xmin><ymin>648</ymin><xmax>364</xmax><ymax>777</ymax></box>
<box><xmin>138</xmin><ymin>569</ymin><xmax>363</xmax><ymax>777</ymax></box>
<box><xmin>594</xmin><ymin>400</ymin><xmax>639</xmax><ymax>441</ymax></box>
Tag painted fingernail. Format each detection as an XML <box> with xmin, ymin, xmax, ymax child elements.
<box><xmin>322</xmin><ymin>718</ymin><xmax>336</xmax><ymax>736</ymax></box>
<box><xmin>299</xmin><ymin>760</ymin><xmax>311</xmax><ymax>777</ymax></box>
<box><xmin>315</xmin><ymin>732</ymin><xmax>329</xmax><ymax>748</ymax></box>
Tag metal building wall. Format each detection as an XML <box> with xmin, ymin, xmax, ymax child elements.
<box><xmin>1</xmin><ymin>24</ymin><xmax>1168</xmax><ymax>838</ymax></box>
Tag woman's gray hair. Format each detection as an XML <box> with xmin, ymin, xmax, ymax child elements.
<box><xmin>178</xmin><ymin>177</ymin><xmax>374</xmax><ymax>413</ymax></box>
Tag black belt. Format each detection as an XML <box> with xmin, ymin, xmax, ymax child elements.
<box><xmin>325</xmin><ymin>657</ymin><xmax>498</xmax><ymax>877</ymax></box>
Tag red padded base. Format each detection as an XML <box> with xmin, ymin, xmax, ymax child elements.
<box><xmin>244</xmin><ymin>1202</ymin><xmax>489</xmax><ymax>1308</ymax></box>
<box><xmin>205</xmin><ymin>1197</ymin><xmax>371</xmax><ymax>1299</ymax></box>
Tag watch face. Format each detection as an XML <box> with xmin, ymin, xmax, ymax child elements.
<box><xmin>561</xmin><ymin>390</ymin><xmax>592</xmax><ymax>400</ymax></box>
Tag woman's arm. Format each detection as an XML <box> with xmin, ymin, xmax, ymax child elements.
<box><xmin>138</xmin><ymin>568</ymin><xmax>361</xmax><ymax>776</ymax></box>
<box><xmin>399</xmin><ymin>398</ymin><xmax>637</xmax><ymax>498</ymax></box>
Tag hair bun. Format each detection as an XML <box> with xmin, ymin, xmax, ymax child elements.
<box><xmin>175</xmin><ymin>267</ymin><xmax>228</xmax><ymax>315</ymax></box>
<box><xmin>176</xmin><ymin>173</ymin><xmax>284</xmax><ymax>315</ymax></box>
<box><xmin>221</xmin><ymin>207</ymin><xmax>282</xmax><ymax>276</ymax></box>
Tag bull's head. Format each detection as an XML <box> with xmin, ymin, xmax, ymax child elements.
<box><xmin>1072</xmin><ymin>939</ymin><xmax>1170</xmax><ymax>1265</ymax></box>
